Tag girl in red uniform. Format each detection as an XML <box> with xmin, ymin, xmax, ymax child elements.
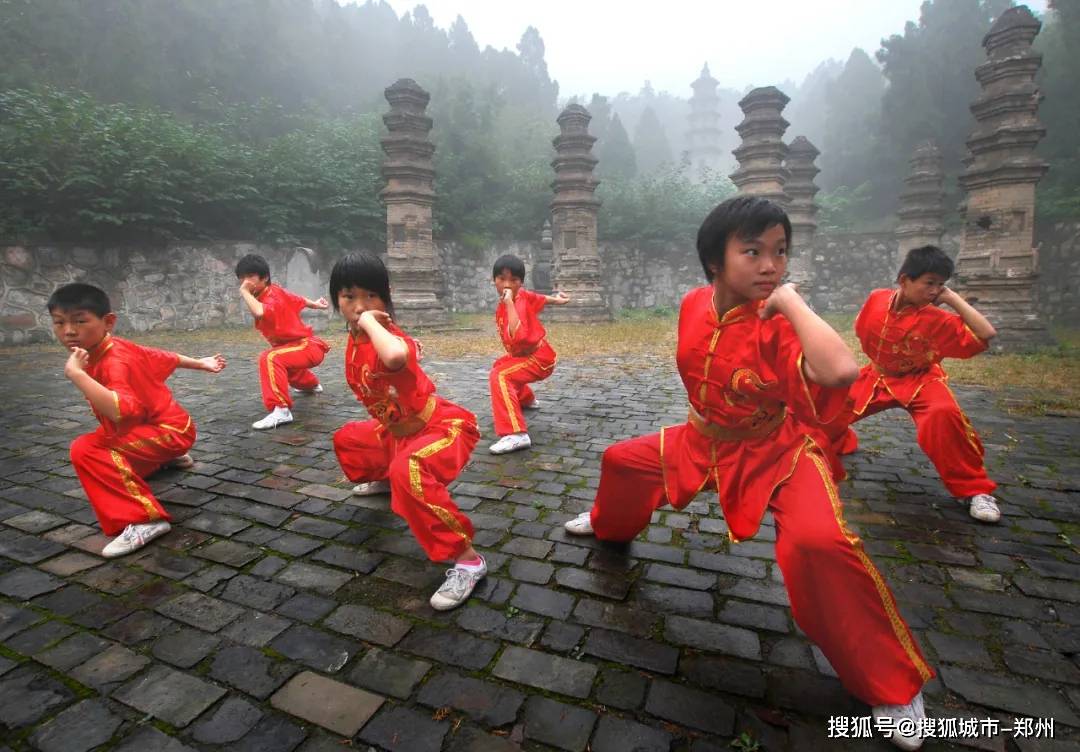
<box><xmin>329</xmin><ymin>253</ymin><xmax>485</xmax><ymax>610</ymax></box>
<box><xmin>565</xmin><ymin>197</ymin><xmax>933</xmax><ymax>751</ymax></box>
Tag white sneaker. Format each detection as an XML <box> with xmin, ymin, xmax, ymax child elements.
<box><xmin>430</xmin><ymin>557</ymin><xmax>487</xmax><ymax>611</ymax></box>
<box><xmin>489</xmin><ymin>433</ymin><xmax>532</xmax><ymax>454</ymax></box>
<box><xmin>964</xmin><ymin>493</ymin><xmax>1001</xmax><ymax>523</ymax></box>
<box><xmin>102</xmin><ymin>521</ymin><xmax>171</xmax><ymax>558</ymax></box>
<box><xmin>252</xmin><ymin>406</ymin><xmax>293</xmax><ymax>430</ymax></box>
<box><xmin>352</xmin><ymin>480</ymin><xmax>391</xmax><ymax>496</ymax></box>
<box><xmin>291</xmin><ymin>384</ymin><xmax>323</xmax><ymax>395</ymax></box>
<box><xmin>872</xmin><ymin>691</ymin><xmax>925</xmax><ymax>751</ymax></box>
<box><xmin>564</xmin><ymin>511</ymin><xmax>595</xmax><ymax>536</ymax></box>
<box><xmin>522</xmin><ymin>400</ymin><xmax>541</xmax><ymax>410</ymax></box>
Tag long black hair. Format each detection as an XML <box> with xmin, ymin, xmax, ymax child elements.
<box><xmin>329</xmin><ymin>252</ymin><xmax>395</xmax><ymax>318</ymax></box>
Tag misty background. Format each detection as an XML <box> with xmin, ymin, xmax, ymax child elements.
<box><xmin>0</xmin><ymin>0</ymin><xmax>1076</xmax><ymax>250</ymax></box>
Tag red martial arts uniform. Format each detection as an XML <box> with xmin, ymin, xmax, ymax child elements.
<box><xmin>589</xmin><ymin>286</ymin><xmax>933</xmax><ymax>705</ymax></box>
<box><xmin>69</xmin><ymin>334</ymin><xmax>195</xmax><ymax>536</ymax></box>
<box><xmin>333</xmin><ymin>325</ymin><xmax>480</xmax><ymax>562</ymax></box>
<box><xmin>490</xmin><ymin>289</ymin><xmax>556</xmax><ymax>436</ymax></box>
<box><xmin>826</xmin><ymin>289</ymin><xmax>995</xmax><ymax>498</ymax></box>
<box><xmin>252</xmin><ymin>284</ymin><xmax>329</xmax><ymax>410</ymax></box>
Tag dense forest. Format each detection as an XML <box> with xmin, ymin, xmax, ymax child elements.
<box><xmin>0</xmin><ymin>0</ymin><xmax>1075</xmax><ymax>248</ymax></box>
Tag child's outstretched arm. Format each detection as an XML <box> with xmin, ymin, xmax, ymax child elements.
<box><xmin>176</xmin><ymin>354</ymin><xmax>227</xmax><ymax>373</ymax></box>
<box><xmin>937</xmin><ymin>287</ymin><xmax>996</xmax><ymax>340</ymax></box>
<box><xmin>544</xmin><ymin>292</ymin><xmax>570</xmax><ymax>305</ymax></box>
<box><xmin>64</xmin><ymin>348</ymin><xmax>122</xmax><ymax>422</ymax></box>
<box><xmin>239</xmin><ymin>279</ymin><xmax>264</xmax><ymax>318</ymax></box>
<box><xmin>761</xmin><ymin>284</ymin><xmax>858</xmax><ymax>388</ymax></box>
<box><xmin>358</xmin><ymin>310</ymin><xmax>409</xmax><ymax>371</ymax></box>
<box><xmin>304</xmin><ymin>296</ymin><xmax>330</xmax><ymax>310</ymax></box>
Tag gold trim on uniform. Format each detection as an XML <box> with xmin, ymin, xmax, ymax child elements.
<box><xmin>407</xmin><ymin>419</ymin><xmax>470</xmax><ymax>542</ymax></box>
<box><xmin>265</xmin><ymin>338</ymin><xmax>310</xmax><ymax>406</ymax></box>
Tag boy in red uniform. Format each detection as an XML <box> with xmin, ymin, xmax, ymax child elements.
<box><xmin>825</xmin><ymin>245</ymin><xmax>1000</xmax><ymax>523</ymax></box>
<box><xmin>329</xmin><ymin>253</ymin><xmax>485</xmax><ymax>610</ymax></box>
<box><xmin>49</xmin><ymin>283</ymin><xmax>225</xmax><ymax>557</ymax></box>
<box><xmin>488</xmin><ymin>254</ymin><xmax>569</xmax><ymax>454</ymax></box>
<box><xmin>564</xmin><ymin>197</ymin><xmax>933</xmax><ymax>750</ymax></box>
<box><xmin>235</xmin><ymin>254</ymin><xmax>330</xmax><ymax>430</ymax></box>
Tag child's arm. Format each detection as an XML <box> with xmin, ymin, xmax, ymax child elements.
<box><xmin>64</xmin><ymin>348</ymin><xmax>122</xmax><ymax>422</ymax></box>
<box><xmin>176</xmin><ymin>354</ymin><xmax>227</xmax><ymax>373</ymax></box>
<box><xmin>937</xmin><ymin>287</ymin><xmax>996</xmax><ymax>341</ymax></box>
<box><xmin>303</xmin><ymin>296</ymin><xmax>330</xmax><ymax>310</ymax></box>
<box><xmin>358</xmin><ymin>311</ymin><xmax>409</xmax><ymax>371</ymax></box>
<box><xmin>239</xmin><ymin>279</ymin><xmax>264</xmax><ymax>318</ymax></box>
<box><xmin>544</xmin><ymin>292</ymin><xmax>570</xmax><ymax>305</ymax></box>
<box><xmin>502</xmin><ymin>288</ymin><xmax>522</xmax><ymax>335</ymax></box>
<box><xmin>762</xmin><ymin>284</ymin><xmax>859</xmax><ymax>388</ymax></box>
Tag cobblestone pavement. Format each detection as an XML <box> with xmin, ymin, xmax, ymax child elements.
<box><xmin>0</xmin><ymin>334</ymin><xmax>1077</xmax><ymax>752</ymax></box>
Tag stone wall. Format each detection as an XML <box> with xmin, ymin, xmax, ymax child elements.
<box><xmin>1036</xmin><ymin>220</ymin><xmax>1080</xmax><ymax>327</ymax></box>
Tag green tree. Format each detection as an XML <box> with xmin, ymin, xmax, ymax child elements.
<box><xmin>633</xmin><ymin>106</ymin><xmax>673</xmax><ymax>174</ymax></box>
<box><xmin>598</xmin><ymin>114</ymin><xmax>637</xmax><ymax>180</ymax></box>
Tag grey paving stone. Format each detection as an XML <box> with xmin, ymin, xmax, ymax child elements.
<box><xmin>417</xmin><ymin>671</ymin><xmax>525</xmax><ymax>726</ymax></box>
<box><xmin>229</xmin><ymin>713</ymin><xmax>308</xmax><ymax>752</ymax></box>
<box><xmin>274</xmin><ymin>561</ymin><xmax>352</xmax><ymax>595</ymax></box>
<box><xmin>221</xmin><ymin>574</ymin><xmax>296</xmax><ymax>610</ymax></box>
<box><xmin>445</xmin><ymin>726</ymin><xmax>522</xmax><ymax>752</ymax></box>
<box><xmin>595</xmin><ymin>669</ymin><xmax>647</xmax><ymax>710</ymax></box>
<box><xmin>156</xmin><ymin>591</ymin><xmax>244</xmax><ymax>632</ymax></box>
<box><xmin>573</xmin><ymin>597</ymin><xmax>659</xmax><ymax>638</ymax></box>
<box><xmin>0</xmin><ymin>566</ymin><xmax>63</xmax><ymax>599</ymax></box>
<box><xmin>271</xmin><ymin>670</ymin><xmax>383</xmax><ymax>736</ymax></box>
<box><xmin>508</xmin><ymin>557</ymin><xmax>554</xmax><ymax>584</ymax></box>
<box><xmin>102</xmin><ymin>610</ymin><xmax>172</xmax><ymax>644</ymax></box>
<box><xmin>114</xmin><ymin>664</ymin><xmax>226</xmax><ymax>727</ymax></box>
<box><xmin>275</xmin><ymin>592</ymin><xmax>336</xmax><ymax>623</ymax></box>
<box><xmin>133</xmin><ymin>548</ymin><xmax>205</xmax><ymax>580</ymax></box>
<box><xmin>359</xmin><ymin>705</ymin><xmax>448</xmax><ymax>752</ymax></box>
<box><xmin>4</xmin><ymin>619</ymin><xmax>76</xmax><ymax>654</ymax></box>
<box><xmin>398</xmin><ymin>625</ymin><xmax>499</xmax><ymax>670</ymax></box>
<box><xmin>183</xmin><ymin>563</ymin><xmax>237</xmax><ymax>592</ymax></box>
<box><xmin>112</xmin><ymin>726</ymin><xmax>198</xmax><ymax>752</ymax></box>
<box><xmin>193</xmin><ymin>539</ymin><xmax>262</xmax><ymax>567</ymax></box>
<box><xmin>29</xmin><ymin>698</ymin><xmax>122</xmax><ymax>752</ymax></box>
<box><xmin>555</xmin><ymin>567</ymin><xmax>631</xmax><ymax>599</ymax></box>
<box><xmin>270</xmin><ymin>624</ymin><xmax>356</xmax><ymax>673</ymax></box>
<box><xmin>209</xmin><ymin>645</ymin><xmax>297</xmax><ymax>699</ymax></box>
<box><xmin>665</xmin><ymin>614</ymin><xmax>762</xmax><ymax>660</ymax></box>
<box><xmin>266</xmin><ymin>532</ymin><xmax>323</xmax><ymax>557</ymax></box>
<box><xmin>634</xmin><ymin>582</ymin><xmax>714</xmax><ymax>617</ymax></box>
<box><xmin>680</xmin><ymin>653</ymin><xmax>767</xmax><ymax>699</ymax></box>
<box><xmin>0</xmin><ymin>602</ymin><xmax>42</xmax><ymax>639</ymax></box>
<box><xmin>75</xmin><ymin>562</ymin><xmax>155</xmax><ymax>595</ymax></box>
<box><xmin>926</xmin><ymin>630</ymin><xmax>994</xmax><ymax>668</ymax></box>
<box><xmin>37</xmin><ymin>551</ymin><xmax>105</xmax><ymax>576</ymax></box>
<box><xmin>152</xmin><ymin>626</ymin><xmax>220</xmax><ymax>668</ymax></box>
<box><xmin>455</xmin><ymin>603</ymin><xmax>545</xmax><ymax>644</ymax></box>
<box><xmin>222</xmin><ymin>610</ymin><xmax>292</xmax><ymax>647</ymax></box>
<box><xmin>583</xmin><ymin>628</ymin><xmax>678</xmax><ymax>674</ymax></box>
<box><xmin>284</xmin><ymin>516</ymin><xmax>347</xmax><ymax>538</ymax></box>
<box><xmin>250</xmin><ymin>554</ymin><xmax>289</xmax><ymax>577</ymax></box>
<box><xmin>346</xmin><ymin>647</ymin><xmax>430</xmax><ymax>699</ymax></box>
<box><xmin>511</xmin><ymin>582</ymin><xmax>575</xmax><ymax>619</ymax></box>
<box><xmin>191</xmin><ymin>696</ymin><xmax>263</xmax><ymax>744</ymax></box>
<box><xmin>717</xmin><ymin>599</ymin><xmax>789</xmax><ymax>633</ymax></box>
<box><xmin>492</xmin><ymin>645</ymin><xmax>598</xmax><ymax>698</ymax></box>
<box><xmin>591</xmin><ymin>715</ymin><xmax>673</xmax><ymax>752</ymax></box>
<box><xmin>939</xmin><ymin>665</ymin><xmax>1080</xmax><ymax>725</ymax></box>
<box><xmin>69</xmin><ymin>643</ymin><xmax>150</xmax><ymax>691</ymax></box>
<box><xmin>323</xmin><ymin>603</ymin><xmax>412</xmax><ymax>646</ymax></box>
<box><xmin>646</xmin><ymin>679</ymin><xmax>735</xmax><ymax>736</ymax></box>
<box><xmin>500</xmin><ymin>537</ymin><xmax>554</xmax><ymax>559</ymax></box>
<box><xmin>310</xmin><ymin>544</ymin><xmax>384</xmax><ymax>573</ymax></box>
<box><xmin>522</xmin><ymin>695</ymin><xmax>596</xmax><ymax>752</ymax></box>
<box><xmin>0</xmin><ymin>666</ymin><xmax>75</xmax><ymax>728</ymax></box>
<box><xmin>542</xmin><ymin>620</ymin><xmax>585</xmax><ymax>652</ymax></box>
<box><xmin>35</xmin><ymin>631</ymin><xmax>111</xmax><ymax>671</ymax></box>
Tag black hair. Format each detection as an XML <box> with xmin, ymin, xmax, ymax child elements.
<box><xmin>235</xmin><ymin>253</ymin><xmax>271</xmax><ymax>281</ymax></box>
<box><xmin>897</xmin><ymin>245</ymin><xmax>953</xmax><ymax>282</ymax></box>
<box><xmin>695</xmin><ymin>196</ymin><xmax>792</xmax><ymax>281</ymax></box>
<box><xmin>492</xmin><ymin>254</ymin><xmax>526</xmax><ymax>281</ymax></box>
<box><xmin>47</xmin><ymin>283</ymin><xmax>112</xmax><ymax>317</ymax></box>
<box><xmin>329</xmin><ymin>252</ymin><xmax>395</xmax><ymax>317</ymax></box>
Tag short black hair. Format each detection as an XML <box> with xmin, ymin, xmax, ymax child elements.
<box><xmin>696</xmin><ymin>196</ymin><xmax>792</xmax><ymax>281</ymax></box>
<box><xmin>235</xmin><ymin>253</ymin><xmax>271</xmax><ymax>281</ymax></box>
<box><xmin>329</xmin><ymin>252</ymin><xmax>395</xmax><ymax>317</ymax></box>
<box><xmin>47</xmin><ymin>283</ymin><xmax>112</xmax><ymax>317</ymax></box>
<box><xmin>898</xmin><ymin>245</ymin><xmax>953</xmax><ymax>282</ymax></box>
<box><xmin>492</xmin><ymin>254</ymin><xmax>526</xmax><ymax>281</ymax></box>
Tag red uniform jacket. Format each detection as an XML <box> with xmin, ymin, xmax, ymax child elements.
<box><xmin>254</xmin><ymin>284</ymin><xmax>314</xmax><ymax>346</ymax></box>
<box><xmin>496</xmin><ymin>289</ymin><xmax>549</xmax><ymax>356</ymax></box>
<box><xmin>850</xmin><ymin>289</ymin><xmax>988</xmax><ymax>413</ymax></box>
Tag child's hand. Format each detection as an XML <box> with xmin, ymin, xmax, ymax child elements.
<box><xmin>311</xmin><ymin>297</ymin><xmax>330</xmax><ymax>310</ymax></box>
<box><xmin>199</xmin><ymin>354</ymin><xmax>227</xmax><ymax>373</ymax></box>
<box><xmin>239</xmin><ymin>279</ymin><xmax>257</xmax><ymax>294</ymax></box>
<box><xmin>551</xmin><ymin>291</ymin><xmax>570</xmax><ymax>305</ymax></box>
<box><xmin>359</xmin><ymin>310</ymin><xmax>392</xmax><ymax>330</ymax></box>
<box><xmin>64</xmin><ymin>347</ymin><xmax>89</xmax><ymax>379</ymax></box>
<box><xmin>935</xmin><ymin>286</ymin><xmax>959</xmax><ymax>308</ymax></box>
<box><xmin>501</xmin><ymin>288</ymin><xmax>514</xmax><ymax>304</ymax></box>
<box><xmin>759</xmin><ymin>283</ymin><xmax>801</xmax><ymax>319</ymax></box>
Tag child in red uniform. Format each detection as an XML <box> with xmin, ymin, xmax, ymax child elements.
<box><xmin>49</xmin><ymin>283</ymin><xmax>225</xmax><ymax>558</ymax></box>
<box><xmin>825</xmin><ymin>245</ymin><xmax>1000</xmax><ymax>523</ymax></box>
<box><xmin>488</xmin><ymin>254</ymin><xmax>569</xmax><ymax>454</ymax></box>
<box><xmin>329</xmin><ymin>253</ymin><xmax>485</xmax><ymax>610</ymax></box>
<box><xmin>235</xmin><ymin>254</ymin><xmax>330</xmax><ymax>430</ymax></box>
<box><xmin>564</xmin><ymin>197</ymin><xmax>933</xmax><ymax>751</ymax></box>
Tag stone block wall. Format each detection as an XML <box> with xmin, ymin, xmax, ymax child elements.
<box><xmin>1036</xmin><ymin>220</ymin><xmax>1080</xmax><ymax>327</ymax></box>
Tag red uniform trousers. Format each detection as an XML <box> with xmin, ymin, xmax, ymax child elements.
<box><xmin>259</xmin><ymin>337</ymin><xmax>328</xmax><ymax>411</ymax></box>
<box><xmin>333</xmin><ymin>402</ymin><xmax>480</xmax><ymax>562</ymax></box>
<box><xmin>590</xmin><ymin>428</ymin><xmax>933</xmax><ymax>706</ymax></box>
<box><xmin>489</xmin><ymin>342</ymin><xmax>556</xmax><ymax>436</ymax></box>
<box><xmin>829</xmin><ymin>379</ymin><xmax>996</xmax><ymax>498</ymax></box>
<box><xmin>71</xmin><ymin>417</ymin><xmax>195</xmax><ymax>536</ymax></box>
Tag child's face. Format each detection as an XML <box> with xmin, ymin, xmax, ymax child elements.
<box><xmin>898</xmin><ymin>273</ymin><xmax>947</xmax><ymax>307</ymax></box>
<box><xmin>493</xmin><ymin>270</ymin><xmax>523</xmax><ymax>299</ymax></box>
<box><xmin>715</xmin><ymin>223</ymin><xmax>788</xmax><ymax>304</ymax></box>
<box><xmin>50</xmin><ymin>307</ymin><xmax>115</xmax><ymax>351</ymax></box>
<box><xmin>337</xmin><ymin>285</ymin><xmax>387</xmax><ymax>326</ymax></box>
<box><xmin>239</xmin><ymin>274</ymin><xmax>269</xmax><ymax>296</ymax></box>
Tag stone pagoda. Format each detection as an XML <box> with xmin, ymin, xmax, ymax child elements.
<box><xmin>784</xmin><ymin>136</ymin><xmax>820</xmax><ymax>288</ymax></box>
<box><xmin>686</xmin><ymin>63</ymin><xmax>724</xmax><ymax>182</ymax></box>
<box><xmin>895</xmin><ymin>140</ymin><xmax>946</xmax><ymax>266</ymax></box>
<box><xmin>379</xmin><ymin>78</ymin><xmax>449</xmax><ymax>328</ymax></box>
<box><xmin>730</xmin><ymin>86</ymin><xmax>791</xmax><ymax>206</ymax></box>
<box><xmin>547</xmin><ymin>105</ymin><xmax>611</xmax><ymax>322</ymax></box>
<box><xmin>955</xmin><ymin>5</ymin><xmax>1051</xmax><ymax>350</ymax></box>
